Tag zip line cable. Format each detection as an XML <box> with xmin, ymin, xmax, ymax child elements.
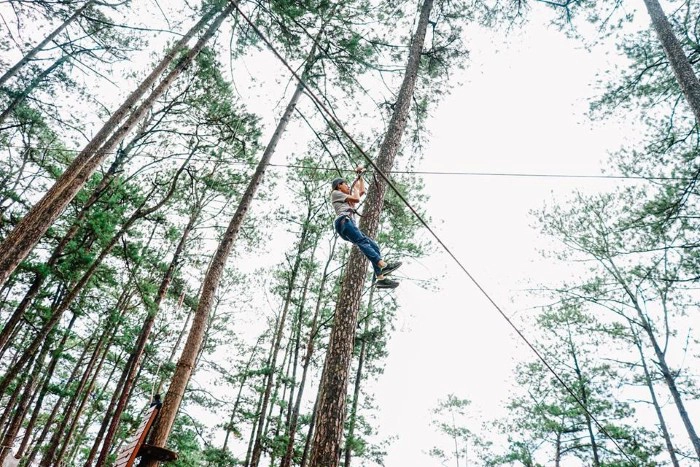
<box><xmin>3</xmin><ymin>144</ymin><xmax>688</xmax><ymax>181</ymax></box>
<box><xmin>230</xmin><ymin>2</ymin><xmax>638</xmax><ymax>464</ymax></box>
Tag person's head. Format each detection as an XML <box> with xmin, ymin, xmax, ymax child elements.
<box><xmin>331</xmin><ymin>177</ymin><xmax>350</xmax><ymax>194</ymax></box>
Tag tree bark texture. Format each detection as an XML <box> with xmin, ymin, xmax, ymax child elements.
<box><xmin>643</xmin><ymin>0</ymin><xmax>700</xmax><ymax>123</ymax></box>
<box><xmin>308</xmin><ymin>1</ymin><xmax>433</xmax><ymax>466</ymax></box>
<box><xmin>0</xmin><ymin>2</ymin><xmax>227</xmax><ymax>288</ymax></box>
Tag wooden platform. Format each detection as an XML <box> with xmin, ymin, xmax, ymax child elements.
<box><xmin>114</xmin><ymin>405</ymin><xmax>178</xmax><ymax>467</ymax></box>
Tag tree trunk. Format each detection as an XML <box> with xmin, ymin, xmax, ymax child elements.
<box><xmin>0</xmin><ymin>2</ymin><xmax>227</xmax><ymax>288</ymax></box>
<box><xmin>308</xmin><ymin>2</ymin><xmax>433</xmax><ymax>465</ymax></box>
<box><xmin>0</xmin><ymin>342</ymin><xmax>48</xmax><ymax>465</ymax></box>
<box><xmin>154</xmin><ymin>291</ymin><xmax>191</xmax><ymax>398</ymax></box>
<box><xmin>222</xmin><ymin>335</ymin><xmax>264</xmax><ymax>452</ymax></box>
<box><xmin>0</xmin><ymin>148</ymin><xmax>128</xmax><ymax>356</ymax></box>
<box><xmin>244</xmin><ymin>389</ymin><xmax>266</xmax><ymax>467</ymax></box>
<box><xmin>39</xmin><ymin>301</ymin><xmax>123</xmax><ymax>467</ymax></box>
<box><xmin>26</xmin><ymin>331</ymin><xmax>96</xmax><ymax>467</ymax></box>
<box><xmin>142</xmin><ymin>41</ymin><xmax>307</xmax><ymax>463</ymax></box>
<box><xmin>0</xmin><ymin>53</ymin><xmax>73</xmax><ymax>126</ymax></box>
<box><xmin>84</xmin><ymin>352</ymin><xmax>130</xmax><ymax>466</ymax></box>
<box><xmin>300</xmin><ymin>396</ymin><xmax>319</xmax><ymax>467</ymax></box>
<box><xmin>569</xmin><ymin>340</ymin><xmax>600</xmax><ymax>467</ymax></box>
<box><xmin>12</xmin><ymin>312</ymin><xmax>78</xmax><ymax>462</ymax></box>
<box><xmin>53</xmin><ymin>333</ymin><xmax>110</xmax><ymax>463</ymax></box>
<box><xmin>641</xmin><ymin>316</ymin><xmax>700</xmax><ymax>457</ymax></box>
<box><xmin>343</xmin><ymin>303</ymin><xmax>369</xmax><ymax>467</ymax></box>
<box><xmin>632</xmin><ymin>328</ymin><xmax>679</xmax><ymax>467</ymax></box>
<box><xmin>0</xmin><ymin>0</ymin><xmax>94</xmax><ymax>89</ymax></box>
<box><xmin>612</xmin><ymin>261</ymin><xmax>700</xmax><ymax>458</ymax></box>
<box><xmin>643</xmin><ymin>0</ymin><xmax>700</xmax><ymax>124</ymax></box>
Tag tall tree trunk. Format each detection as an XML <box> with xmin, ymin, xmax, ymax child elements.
<box><xmin>244</xmin><ymin>389</ymin><xmax>266</xmax><ymax>467</ymax></box>
<box><xmin>85</xmin><ymin>344</ymin><xmax>127</xmax><ymax>466</ymax></box>
<box><xmin>154</xmin><ymin>291</ymin><xmax>191</xmax><ymax>398</ymax></box>
<box><xmin>612</xmin><ymin>260</ymin><xmax>700</xmax><ymax>458</ymax></box>
<box><xmin>142</xmin><ymin>44</ymin><xmax>308</xmax><ymax>464</ymax></box>
<box><xmin>222</xmin><ymin>335</ymin><xmax>264</xmax><ymax>452</ymax></box>
<box><xmin>280</xmin><ymin>238</ymin><xmax>336</xmax><ymax>467</ymax></box>
<box><xmin>0</xmin><ymin>366</ymin><xmax>37</xmax><ymax>464</ymax></box>
<box><xmin>0</xmin><ymin>2</ymin><xmax>228</xmax><ymax>288</ymax></box>
<box><xmin>84</xmin><ymin>351</ymin><xmax>130</xmax><ymax>466</ymax></box>
<box><xmin>0</xmin><ymin>331</ymin><xmax>54</xmax><ymax>465</ymax></box>
<box><xmin>39</xmin><ymin>304</ymin><xmax>123</xmax><ymax>467</ymax></box>
<box><xmin>0</xmin><ymin>0</ymin><xmax>93</xmax><ymax>89</ymax></box>
<box><xmin>286</xmin><ymin>261</ymin><xmax>314</xmax><ymax>427</ymax></box>
<box><xmin>308</xmin><ymin>2</ymin><xmax>433</xmax><ymax>465</ymax></box>
<box><xmin>568</xmin><ymin>334</ymin><xmax>600</xmax><ymax>467</ymax></box>
<box><xmin>300</xmin><ymin>396</ymin><xmax>319</xmax><ymax>467</ymax></box>
<box><xmin>12</xmin><ymin>313</ymin><xmax>78</xmax><ymax>462</ymax></box>
<box><xmin>53</xmin><ymin>334</ymin><xmax>110</xmax><ymax>463</ymax></box>
<box><xmin>643</xmin><ymin>0</ymin><xmax>700</xmax><ymax>123</ymax></box>
<box><xmin>343</xmin><ymin>306</ymin><xmax>369</xmax><ymax>467</ymax></box>
<box><xmin>640</xmin><ymin>316</ymin><xmax>700</xmax><ymax>457</ymax></box>
<box><xmin>94</xmin><ymin>207</ymin><xmax>199</xmax><ymax>466</ymax></box>
<box><xmin>25</xmin><ymin>332</ymin><xmax>96</xmax><ymax>467</ymax></box>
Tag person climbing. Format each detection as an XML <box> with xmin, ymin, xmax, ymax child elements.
<box><xmin>331</xmin><ymin>166</ymin><xmax>401</xmax><ymax>289</ymax></box>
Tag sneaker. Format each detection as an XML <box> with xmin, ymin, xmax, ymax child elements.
<box><xmin>380</xmin><ymin>261</ymin><xmax>402</xmax><ymax>276</ymax></box>
<box><xmin>374</xmin><ymin>278</ymin><xmax>399</xmax><ymax>289</ymax></box>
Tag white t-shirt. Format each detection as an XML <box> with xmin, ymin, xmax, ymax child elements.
<box><xmin>331</xmin><ymin>190</ymin><xmax>354</xmax><ymax>217</ymax></box>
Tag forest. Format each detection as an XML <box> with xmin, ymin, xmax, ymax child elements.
<box><xmin>0</xmin><ymin>0</ymin><xmax>699</xmax><ymax>466</ymax></box>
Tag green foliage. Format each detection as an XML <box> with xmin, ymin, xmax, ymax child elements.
<box><xmin>429</xmin><ymin>394</ymin><xmax>474</xmax><ymax>466</ymax></box>
<box><xmin>169</xmin><ymin>416</ymin><xmax>207</xmax><ymax>466</ymax></box>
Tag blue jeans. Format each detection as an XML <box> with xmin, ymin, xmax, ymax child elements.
<box><xmin>334</xmin><ymin>216</ymin><xmax>382</xmax><ymax>276</ymax></box>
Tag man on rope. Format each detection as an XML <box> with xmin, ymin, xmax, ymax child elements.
<box><xmin>331</xmin><ymin>166</ymin><xmax>401</xmax><ymax>289</ymax></box>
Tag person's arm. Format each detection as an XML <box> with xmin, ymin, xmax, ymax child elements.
<box><xmin>351</xmin><ymin>166</ymin><xmax>366</xmax><ymax>198</ymax></box>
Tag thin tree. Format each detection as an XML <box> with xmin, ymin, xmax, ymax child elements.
<box><xmin>0</xmin><ymin>0</ymin><xmax>94</xmax><ymax>89</ymax></box>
